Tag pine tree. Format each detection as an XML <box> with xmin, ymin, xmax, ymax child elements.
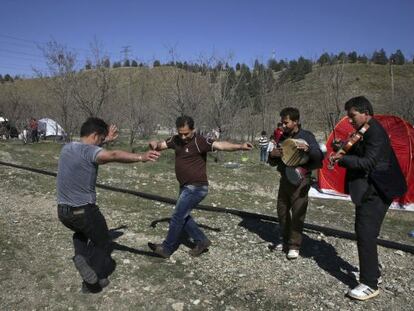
<box><xmin>4</xmin><ymin>74</ymin><xmax>13</xmax><ymax>82</ymax></box>
<box><xmin>390</xmin><ymin>49</ymin><xmax>405</xmax><ymax>65</ymax></box>
<box><xmin>235</xmin><ymin>63</ymin><xmax>241</xmax><ymax>71</ymax></box>
<box><xmin>112</xmin><ymin>61</ymin><xmax>121</xmax><ymax>68</ymax></box>
<box><xmin>371</xmin><ymin>49</ymin><xmax>388</xmax><ymax>65</ymax></box>
<box><xmin>337</xmin><ymin>52</ymin><xmax>347</xmax><ymax>63</ymax></box>
<box><xmin>123</xmin><ymin>59</ymin><xmax>130</xmax><ymax>67</ymax></box>
<box><xmin>348</xmin><ymin>51</ymin><xmax>357</xmax><ymax>63</ymax></box>
<box><xmin>268</xmin><ymin>58</ymin><xmax>281</xmax><ymax>71</ymax></box>
<box><xmin>131</xmin><ymin>60</ymin><xmax>138</xmax><ymax>67</ymax></box>
<box><xmin>153</xmin><ymin>60</ymin><xmax>161</xmax><ymax>67</ymax></box>
<box><xmin>357</xmin><ymin>54</ymin><xmax>368</xmax><ymax>64</ymax></box>
<box><xmin>85</xmin><ymin>60</ymin><xmax>92</xmax><ymax>70</ymax></box>
<box><xmin>318</xmin><ymin>53</ymin><xmax>331</xmax><ymax>66</ymax></box>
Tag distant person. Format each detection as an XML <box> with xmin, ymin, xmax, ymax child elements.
<box><xmin>22</xmin><ymin>127</ymin><xmax>28</xmax><ymax>144</ymax></box>
<box><xmin>147</xmin><ymin>115</ymin><xmax>253</xmax><ymax>258</ymax></box>
<box><xmin>56</xmin><ymin>117</ymin><xmax>160</xmax><ymax>293</ymax></box>
<box><xmin>269</xmin><ymin>107</ymin><xmax>323</xmax><ymax>259</ymax></box>
<box><xmin>258</xmin><ymin>130</ymin><xmax>269</xmax><ymax>163</ymax></box>
<box><xmin>29</xmin><ymin>118</ymin><xmax>39</xmax><ymax>143</ymax></box>
<box><xmin>330</xmin><ymin>96</ymin><xmax>406</xmax><ymax>300</ymax></box>
<box><xmin>266</xmin><ymin>135</ymin><xmax>276</xmax><ymax>163</ymax></box>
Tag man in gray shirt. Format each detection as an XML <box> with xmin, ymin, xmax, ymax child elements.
<box><xmin>57</xmin><ymin>117</ymin><xmax>160</xmax><ymax>293</ymax></box>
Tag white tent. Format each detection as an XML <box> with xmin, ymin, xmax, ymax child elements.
<box><xmin>0</xmin><ymin>116</ymin><xmax>8</xmax><ymax>122</ymax></box>
<box><xmin>38</xmin><ymin>118</ymin><xmax>65</xmax><ymax>137</ymax></box>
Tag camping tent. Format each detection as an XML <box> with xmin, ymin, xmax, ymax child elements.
<box><xmin>38</xmin><ymin>118</ymin><xmax>65</xmax><ymax>138</ymax></box>
<box><xmin>317</xmin><ymin>115</ymin><xmax>414</xmax><ymax>211</ymax></box>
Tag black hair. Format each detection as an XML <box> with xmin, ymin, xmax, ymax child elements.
<box><xmin>80</xmin><ymin>117</ymin><xmax>109</xmax><ymax>137</ymax></box>
<box><xmin>261</xmin><ymin>130</ymin><xmax>267</xmax><ymax>136</ymax></box>
<box><xmin>277</xmin><ymin>122</ymin><xmax>283</xmax><ymax>127</ymax></box>
<box><xmin>344</xmin><ymin>96</ymin><xmax>374</xmax><ymax>116</ymax></box>
<box><xmin>280</xmin><ymin>107</ymin><xmax>300</xmax><ymax>121</ymax></box>
<box><xmin>176</xmin><ymin>115</ymin><xmax>194</xmax><ymax>129</ymax></box>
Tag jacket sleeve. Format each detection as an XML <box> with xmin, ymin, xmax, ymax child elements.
<box><xmin>305</xmin><ymin>132</ymin><xmax>323</xmax><ymax>169</ymax></box>
<box><xmin>338</xmin><ymin>128</ymin><xmax>385</xmax><ymax>172</ymax></box>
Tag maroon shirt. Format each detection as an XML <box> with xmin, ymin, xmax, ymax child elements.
<box><xmin>166</xmin><ymin>134</ymin><xmax>214</xmax><ymax>186</ymax></box>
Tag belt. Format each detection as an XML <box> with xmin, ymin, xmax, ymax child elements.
<box><xmin>58</xmin><ymin>204</ymin><xmax>91</xmax><ymax>215</ymax></box>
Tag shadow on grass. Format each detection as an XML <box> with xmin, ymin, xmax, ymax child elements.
<box><xmin>149</xmin><ymin>217</ymin><xmax>222</xmax><ymax>232</ymax></box>
<box><xmin>237</xmin><ymin>217</ymin><xmax>358</xmax><ymax>288</ymax></box>
<box><xmin>108</xmin><ymin>225</ymin><xmax>161</xmax><ymax>258</ymax></box>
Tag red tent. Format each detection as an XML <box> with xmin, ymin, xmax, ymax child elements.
<box><xmin>318</xmin><ymin>115</ymin><xmax>414</xmax><ymax>208</ymax></box>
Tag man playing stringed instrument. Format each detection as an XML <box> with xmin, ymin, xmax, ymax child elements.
<box><xmin>330</xmin><ymin>96</ymin><xmax>406</xmax><ymax>301</ymax></box>
<box><xmin>269</xmin><ymin>107</ymin><xmax>323</xmax><ymax>259</ymax></box>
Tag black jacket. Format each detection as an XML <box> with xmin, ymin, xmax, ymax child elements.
<box><xmin>338</xmin><ymin>118</ymin><xmax>407</xmax><ymax>205</ymax></box>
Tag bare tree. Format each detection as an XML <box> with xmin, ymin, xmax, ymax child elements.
<box><xmin>394</xmin><ymin>81</ymin><xmax>414</xmax><ymax>124</ymax></box>
<box><xmin>0</xmin><ymin>82</ymin><xmax>30</xmax><ymax>129</ymax></box>
<box><xmin>317</xmin><ymin>61</ymin><xmax>346</xmax><ymax>134</ymax></box>
<box><xmin>71</xmin><ymin>39</ymin><xmax>116</xmax><ymax>117</ymax></box>
<box><xmin>117</xmin><ymin>68</ymin><xmax>158</xmax><ymax>147</ymax></box>
<box><xmin>36</xmin><ymin>40</ymin><xmax>79</xmax><ymax>139</ymax></box>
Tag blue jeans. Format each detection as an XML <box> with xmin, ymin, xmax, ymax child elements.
<box><xmin>260</xmin><ymin>147</ymin><xmax>268</xmax><ymax>162</ymax></box>
<box><xmin>163</xmin><ymin>185</ymin><xmax>208</xmax><ymax>254</ymax></box>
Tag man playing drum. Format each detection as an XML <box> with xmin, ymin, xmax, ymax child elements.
<box><xmin>269</xmin><ymin>107</ymin><xmax>323</xmax><ymax>259</ymax></box>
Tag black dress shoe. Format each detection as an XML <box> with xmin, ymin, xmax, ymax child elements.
<box><xmin>148</xmin><ymin>242</ymin><xmax>170</xmax><ymax>258</ymax></box>
<box><xmin>189</xmin><ymin>239</ymin><xmax>211</xmax><ymax>257</ymax></box>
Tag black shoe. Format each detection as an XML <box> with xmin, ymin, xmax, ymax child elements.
<box><xmin>73</xmin><ymin>255</ymin><xmax>98</xmax><ymax>284</ymax></box>
<box><xmin>189</xmin><ymin>239</ymin><xmax>211</xmax><ymax>257</ymax></box>
<box><xmin>99</xmin><ymin>278</ymin><xmax>110</xmax><ymax>288</ymax></box>
<box><xmin>148</xmin><ymin>242</ymin><xmax>170</xmax><ymax>258</ymax></box>
<box><xmin>81</xmin><ymin>281</ymin><xmax>102</xmax><ymax>294</ymax></box>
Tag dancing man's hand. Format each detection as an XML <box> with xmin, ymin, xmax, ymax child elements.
<box><xmin>148</xmin><ymin>141</ymin><xmax>158</xmax><ymax>150</ymax></box>
<box><xmin>241</xmin><ymin>142</ymin><xmax>254</xmax><ymax>151</ymax></box>
<box><xmin>140</xmin><ymin>150</ymin><xmax>161</xmax><ymax>162</ymax></box>
<box><xmin>104</xmin><ymin>124</ymin><xmax>119</xmax><ymax>143</ymax></box>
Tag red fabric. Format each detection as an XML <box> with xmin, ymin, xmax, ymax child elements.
<box><xmin>319</xmin><ymin>115</ymin><xmax>414</xmax><ymax>205</ymax></box>
<box><xmin>274</xmin><ymin>128</ymin><xmax>284</xmax><ymax>144</ymax></box>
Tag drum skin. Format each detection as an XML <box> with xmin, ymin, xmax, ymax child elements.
<box><xmin>281</xmin><ymin>138</ymin><xmax>309</xmax><ymax>166</ymax></box>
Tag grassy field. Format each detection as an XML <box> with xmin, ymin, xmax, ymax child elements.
<box><xmin>1</xmin><ymin>139</ymin><xmax>414</xmax><ymax>310</ymax></box>
<box><xmin>1</xmin><ymin>139</ymin><xmax>413</xmax><ymax>245</ymax></box>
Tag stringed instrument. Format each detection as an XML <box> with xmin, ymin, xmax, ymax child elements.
<box><xmin>328</xmin><ymin>123</ymin><xmax>370</xmax><ymax>170</ymax></box>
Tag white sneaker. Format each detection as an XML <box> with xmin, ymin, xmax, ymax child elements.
<box><xmin>347</xmin><ymin>283</ymin><xmax>379</xmax><ymax>301</ymax></box>
<box><xmin>275</xmin><ymin>243</ymin><xmax>284</xmax><ymax>251</ymax></box>
<box><xmin>287</xmin><ymin>249</ymin><xmax>299</xmax><ymax>260</ymax></box>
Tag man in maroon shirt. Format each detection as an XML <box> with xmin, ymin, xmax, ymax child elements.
<box><xmin>148</xmin><ymin>115</ymin><xmax>253</xmax><ymax>258</ymax></box>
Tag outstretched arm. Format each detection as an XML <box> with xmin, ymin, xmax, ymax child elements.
<box><xmin>212</xmin><ymin>141</ymin><xmax>253</xmax><ymax>151</ymax></box>
<box><xmin>148</xmin><ymin>140</ymin><xmax>168</xmax><ymax>151</ymax></box>
<box><xmin>96</xmin><ymin>149</ymin><xmax>160</xmax><ymax>165</ymax></box>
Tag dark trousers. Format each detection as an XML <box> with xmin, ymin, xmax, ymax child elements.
<box><xmin>31</xmin><ymin>129</ymin><xmax>39</xmax><ymax>143</ymax></box>
<box><xmin>277</xmin><ymin>176</ymin><xmax>311</xmax><ymax>249</ymax></box>
<box><xmin>355</xmin><ymin>185</ymin><xmax>389</xmax><ymax>289</ymax></box>
<box><xmin>58</xmin><ymin>204</ymin><xmax>111</xmax><ymax>279</ymax></box>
